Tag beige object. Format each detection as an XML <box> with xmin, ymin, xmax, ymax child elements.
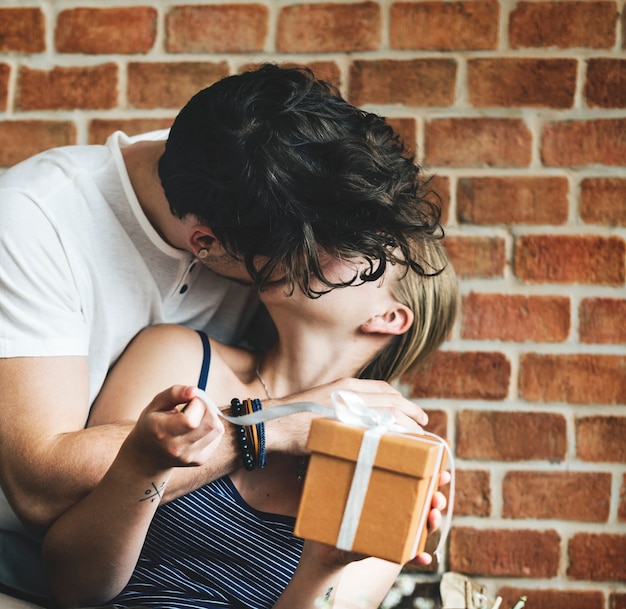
<box><xmin>440</xmin><ymin>572</ymin><xmax>502</xmax><ymax>609</ymax></box>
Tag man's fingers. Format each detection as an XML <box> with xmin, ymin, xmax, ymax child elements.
<box><xmin>148</xmin><ymin>385</ymin><xmax>198</xmax><ymax>414</ymax></box>
<box><xmin>328</xmin><ymin>381</ymin><xmax>427</xmax><ymax>426</ymax></box>
<box><xmin>337</xmin><ymin>381</ymin><xmax>428</xmax><ymax>426</ymax></box>
<box><xmin>331</xmin><ymin>378</ymin><xmax>403</xmax><ymax>395</ymax></box>
<box><xmin>179</xmin><ymin>396</ymin><xmax>205</xmax><ymax>429</ymax></box>
<box><xmin>358</xmin><ymin>394</ymin><xmax>428</xmax><ymax>427</ymax></box>
<box><xmin>174</xmin><ymin>397</ymin><xmax>225</xmax><ymax>442</ymax></box>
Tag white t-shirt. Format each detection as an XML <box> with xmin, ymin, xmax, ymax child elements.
<box><xmin>0</xmin><ymin>131</ymin><xmax>259</xmax><ymax>597</ymax></box>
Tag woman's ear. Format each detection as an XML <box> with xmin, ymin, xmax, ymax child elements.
<box><xmin>360</xmin><ymin>304</ymin><xmax>414</xmax><ymax>336</ymax></box>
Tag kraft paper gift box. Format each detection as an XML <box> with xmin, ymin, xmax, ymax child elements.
<box><xmin>294</xmin><ymin>417</ymin><xmax>448</xmax><ymax>564</ymax></box>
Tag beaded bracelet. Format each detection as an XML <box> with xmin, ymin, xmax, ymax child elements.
<box><xmin>252</xmin><ymin>398</ymin><xmax>266</xmax><ymax>468</ymax></box>
<box><xmin>244</xmin><ymin>399</ymin><xmax>259</xmax><ymax>464</ymax></box>
<box><xmin>231</xmin><ymin>398</ymin><xmax>255</xmax><ymax>471</ymax></box>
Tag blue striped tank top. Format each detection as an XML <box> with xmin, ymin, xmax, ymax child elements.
<box><xmin>108</xmin><ymin>332</ymin><xmax>304</xmax><ymax>609</ymax></box>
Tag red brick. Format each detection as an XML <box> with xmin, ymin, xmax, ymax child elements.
<box><xmin>348</xmin><ymin>59</ymin><xmax>456</xmax><ymax>107</ymax></box>
<box><xmin>619</xmin><ymin>474</ymin><xmax>626</xmax><ymax>522</ymax></box>
<box><xmin>423</xmin><ymin>409</ymin><xmax>447</xmax><ymax>441</ymax></box>
<box><xmin>454</xmin><ymin>470</ymin><xmax>491</xmax><ymax>517</ymax></box>
<box><xmin>301</xmin><ymin>61</ymin><xmax>341</xmax><ymax>90</ymax></box>
<box><xmin>521</xmin><ymin>354</ymin><xmax>626</xmax><ymax>405</ymax></box>
<box><xmin>55</xmin><ymin>7</ymin><xmax>156</xmax><ymax>54</ymax></box>
<box><xmin>127</xmin><ymin>62</ymin><xmax>229</xmax><ymax>109</ymax></box>
<box><xmin>0</xmin><ymin>121</ymin><xmax>76</xmax><ymax>167</ymax></box>
<box><xmin>515</xmin><ymin>234</ymin><xmax>625</xmax><ymax>285</ymax></box>
<box><xmin>430</xmin><ymin>175</ymin><xmax>451</xmax><ymax>225</ymax></box>
<box><xmin>385</xmin><ymin>117</ymin><xmax>417</xmax><ymax>157</ymax></box>
<box><xmin>568</xmin><ymin>533</ymin><xmax>626</xmax><ymax>581</ymax></box>
<box><xmin>0</xmin><ymin>63</ymin><xmax>9</xmax><ymax>111</ymax></box>
<box><xmin>580</xmin><ymin>298</ymin><xmax>626</xmax><ymax>344</ymax></box>
<box><xmin>425</xmin><ymin>118</ymin><xmax>532</xmax><ymax>167</ymax></box>
<box><xmin>166</xmin><ymin>5</ymin><xmax>268</xmax><ymax>53</ymax></box>
<box><xmin>457</xmin><ymin>410</ymin><xmax>566</xmax><ymax>461</ymax></box>
<box><xmin>502</xmin><ymin>471</ymin><xmax>611</xmax><ymax>522</ymax></box>
<box><xmin>576</xmin><ymin>416</ymin><xmax>626</xmax><ymax>462</ymax></box>
<box><xmin>462</xmin><ymin>293</ymin><xmax>570</xmax><ymax>342</ymax></box>
<box><xmin>498</xmin><ymin>587</ymin><xmax>605</xmax><ymax>609</ymax></box>
<box><xmin>278</xmin><ymin>2</ymin><xmax>380</xmax><ymax>53</ymax></box>
<box><xmin>542</xmin><ymin>119</ymin><xmax>626</xmax><ymax>166</ymax></box>
<box><xmin>407</xmin><ymin>351</ymin><xmax>510</xmax><ymax>401</ymax></box>
<box><xmin>88</xmin><ymin>118</ymin><xmax>174</xmax><ymax>145</ymax></box>
<box><xmin>580</xmin><ymin>177</ymin><xmax>626</xmax><ymax>226</ymax></box>
<box><xmin>612</xmin><ymin>593</ymin><xmax>626</xmax><ymax>609</ymax></box>
<box><xmin>458</xmin><ymin>176</ymin><xmax>569</xmax><ymax>225</ymax></box>
<box><xmin>0</xmin><ymin>8</ymin><xmax>45</xmax><ymax>52</ymax></box>
<box><xmin>17</xmin><ymin>64</ymin><xmax>117</xmax><ymax>111</ymax></box>
<box><xmin>444</xmin><ymin>236</ymin><xmax>505</xmax><ymax>279</ymax></box>
<box><xmin>510</xmin><ymin>1</ymin><xmax>618</xmax><ymax>49</ymax></box>
<box><xmin>585</xmin><ymin>59</ymin><xmax>626</xmax><ymax>108</ymax></box>
<box><xmin>468</xmin><ymin>58</ymin><xmax>576</xmax><ymax>108</ymax></box>
<box><xmin>450</xmin><ymin>527</ymin><xmax>560</xmax><ymax>577</ymax></box>
<box><xmin>390</xmin><ymin>0</ymin><xmax>498</xmax><ymax>50</ymax></box>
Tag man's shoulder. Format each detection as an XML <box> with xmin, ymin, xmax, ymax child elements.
<box><xmin>0</xmin><ymin>144</ymin><xmax>112</xmax><ymax>191</ymax></box>
<box><xmin>122</xmin><ymin>128</ymin><xmax>170</xmax><ymax>144</ymax></box>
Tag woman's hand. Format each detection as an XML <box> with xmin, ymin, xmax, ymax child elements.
<box><xmin>303</xmin><ymin>471</ymin><xmax>450</xmax><ymax>569</ymax></box>
<box><xmin>412</xmin><ymin>470</ymin><xmax>451</xmax><ymax>565</ymax></box>
<box><xmin>305</xmin><ymin>539</ymin><xmax>370</xmax><ymax>570</ymax></box>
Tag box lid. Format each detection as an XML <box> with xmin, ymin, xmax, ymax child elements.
<box><xmin>306</xmin><ymin>417</ymin><xmax>447</xmax><ymax>478</ymax></box>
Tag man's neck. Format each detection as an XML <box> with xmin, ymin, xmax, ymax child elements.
<box><xmin>121</xmin><ymin>140</ymin><xmax>188</xmax><ymax>250</ymax></box>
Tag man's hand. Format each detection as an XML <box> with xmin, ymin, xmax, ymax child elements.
<box><xmin>127</xmin><ymin>385</ymin><xmax>225</xmax><ymax>472</ymax></box>
<box><xmin>265</xmin><ymin>377</ymin><xmax>428</xmax><ymax>455</ymax></box>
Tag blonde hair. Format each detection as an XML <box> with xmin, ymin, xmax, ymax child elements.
<box><xmin>359</xmin><ymin>238</ymin><xmax>459</xmax><ymax>382</ymax></box>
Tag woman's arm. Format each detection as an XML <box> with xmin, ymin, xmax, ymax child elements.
<box><xmin>273</xmin><ymin>542</ymin><xmax>401</xmax><ymax>609</ymax></box>
<box><xmin>42</xmin><ymin>386</ymin><xmax>224</xmax><ymax>608</ymax></box>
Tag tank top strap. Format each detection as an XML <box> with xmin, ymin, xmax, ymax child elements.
<box><xmin>195</xmin><ymin>330</ymin><xmax>211</xmax><ymax>391</ymax></box>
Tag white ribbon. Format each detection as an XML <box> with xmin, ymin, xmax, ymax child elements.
<box><xmin>195</xmin><ymin>388</ymin><xmax>454</xmax><ymax>562</ymax></box>
<box><xmin>335</xmin><ymin>424</ymin><xmax>386</xmax><ymax>550</ymax></box>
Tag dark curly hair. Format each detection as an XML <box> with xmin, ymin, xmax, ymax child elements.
<box><xmin>158</xmin><ymin>63</ymin><xmax>443</xmax><ymax>297</ymax></box>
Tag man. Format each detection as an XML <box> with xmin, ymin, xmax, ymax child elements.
<box><xmin>0</xmin><ymin>64</ymin><xmax>444</xmax><ymax>604</ymax></box>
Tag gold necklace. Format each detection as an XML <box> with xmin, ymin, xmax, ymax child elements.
<box><xmin>255</xmin><ymin>358</ymin><xmax>272</xmax><ymax>400</ymax></box>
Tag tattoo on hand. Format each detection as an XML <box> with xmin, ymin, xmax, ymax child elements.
<box><xmin>140</xmin><ymin>481</ymin><xmax>166</xmax><ymax>503</ymax></box>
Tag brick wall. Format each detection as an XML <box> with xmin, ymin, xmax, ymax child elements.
<box><xmin>1</xmin><ymin>1</ymin><xmax>624</xmax><ymax>606</ymax></box>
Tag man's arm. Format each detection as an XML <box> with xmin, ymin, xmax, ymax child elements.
<box><xmin>0</xmin><ymin>352</ymin><xmax>434</xmax><ymax>532</ymax></box>
<box><xmin>0</xmin><ymin>356</ymin><xmax>239</xmax><ymax>531</ymax></box>
<box><xmin>0</xmin><ymin>355</ymin><xmax>108</xmax><ymax>530</ymax></box>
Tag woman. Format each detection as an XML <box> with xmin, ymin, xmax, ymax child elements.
<box><xmin>42</xmin><ymin>238</ymin><xmax>458</xmax><ymax>609</ymax></box>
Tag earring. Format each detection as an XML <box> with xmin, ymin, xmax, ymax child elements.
<box><xmin>198</xmin><ymin>248</ymin><xmax>209</xmax><ymax>260</ymax></box>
